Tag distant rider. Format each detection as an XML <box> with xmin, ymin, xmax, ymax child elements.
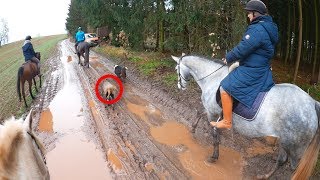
<box><xmin>22</xmin><ymin>35</ymin><xmax>41</xmax><ymax>76</ymax></box>
<box><xmin>75</xmin><ymin>26</ymin><xmax>85</xmax><ymax>53</ymax></box>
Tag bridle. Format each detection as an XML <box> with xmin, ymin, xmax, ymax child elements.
<box><xmin>177</xmin><ymin>57</ymin><xmax>190</xmax><ymax>89</ymax></box>
<box><xmin>27</xmin><ymin>131</ymin><xmax>47</xmax><ymax>164</ymax></box>
<box><xmin>177</xmin><ymin>56</ymin><xmax>225</xmax><ymax>89</ymax></box>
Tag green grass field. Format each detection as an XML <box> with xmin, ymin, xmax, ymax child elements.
<box><xmin>0</xmin><ymin>34</ymin><xmax>66</xmax><ymax>120</ymax></box>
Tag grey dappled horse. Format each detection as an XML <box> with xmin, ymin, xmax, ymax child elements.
<box><xmin>171</xmin><ymin>55</ymin><xmax>320</xmax><ymax>179</ymax></box>
<box><xmin>76</xmin><ymin>41</ymin><xmax>90</xmax><ymax>68</ymax></box>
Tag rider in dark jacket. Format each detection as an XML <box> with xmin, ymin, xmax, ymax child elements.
<box><xmin>211</xmin><ymin>0</ymin><xmax>279</xmax><ymax>129</ymax></box>
<box><xmin>22</xmin><ymin>35</ymin><xmax>41</xmax><ymax>75</ymax></box>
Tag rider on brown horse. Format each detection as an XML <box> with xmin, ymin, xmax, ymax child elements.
<box><xmin>22</xmin><ymin>35</ymin><xmax>41</xmax><ymax>76</ymax></box>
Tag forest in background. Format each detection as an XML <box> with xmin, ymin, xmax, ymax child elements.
<box><xmin>66</xmin><ymin>0</ymin><xmax>319</xmax><ymax>84</ymax></box>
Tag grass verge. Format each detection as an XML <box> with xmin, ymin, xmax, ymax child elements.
<box><xmin>0</xmin><ymin>34</ymin><xmax>67</xmax><ymax>120</ymax></box>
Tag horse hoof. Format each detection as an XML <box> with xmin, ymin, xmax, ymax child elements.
<box><xmin>206</xmin><ymin>156</ymin><xmax>217</xmax><ymax>163</ymax></box>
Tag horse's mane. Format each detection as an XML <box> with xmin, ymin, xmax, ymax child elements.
<box><xmin>182</xmin><ymin>54</ymin><xmax>225</xmax><ymax>65</ymax></box>
<box><xmin>0</xmin><ymin>118</ymin><xmax>24</xmax><ymax>175</ymax></box>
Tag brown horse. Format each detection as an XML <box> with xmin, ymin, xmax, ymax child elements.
<box><xmin>17</xmin><ymin>52</ymin><xmax>41</xmax><ymax>107</ymax></box>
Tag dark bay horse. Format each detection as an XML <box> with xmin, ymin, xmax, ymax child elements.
<box><xmin>17</xmin><ymin>52</ymin><xmax>41</xmax><ymax>107</ymax></box>
<box><xmin>76</xmin><ymin>41</ymin><xmax>90</xmax><ymax>68</ymax></box>
<box><xmin>171</xmin><ymin>55</ymin><xmax>320</xmax><ymax>179</ymax></box>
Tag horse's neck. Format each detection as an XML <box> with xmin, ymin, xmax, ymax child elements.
<box><xmin>17</xmin><ymin>135</ymin><xmax>46</xmax><ymax>179</ymax></box>
<box><xmin>184</xmin><ymin>58</ymin><xmax>228</xmax><ymax>91</ymax></box>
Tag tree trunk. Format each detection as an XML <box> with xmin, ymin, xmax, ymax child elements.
<box><xmin>157</xmin><ymin>0</ymin><xmax>165</xmax><ymax>52</ymax></box>
<box><xmin>284</xmin><ymin>2</ymin><xmax>291</xmax><ymax>65</ymax></box>
<box><xmin>313</xmin><ymin>0</ymin><xmax>320</xmax><ymax>84</ymax></box>
<box><xmin>293</xmin><ymin>0</ymin><xmax>303</xmax><ymax>83</ymax></box>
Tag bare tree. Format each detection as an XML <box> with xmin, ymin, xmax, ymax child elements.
<box><xmin>0</xmin><ymin>18</ymin><xmax>9</xmax><ymax>47</ymax></box>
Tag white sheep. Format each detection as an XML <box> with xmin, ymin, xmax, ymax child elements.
<box><xmin>102</xmin><ymin>81</ymin><xmax>117</xmax><ymax>106</ymax></box>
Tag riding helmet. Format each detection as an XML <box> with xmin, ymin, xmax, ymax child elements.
<box><xmin>78</xmin><ymin>27</ymin><xmax>82</xmax><ymax>31</ymax></box>
<box><xmin>244</xmin><ymin>0</ymin><xmax>267</xmax><ymax>15</ymax></box>
<box><xmin>25</xmin><ymin>35</ymin><xmax>32</xmax><ymax>40</ymax></box>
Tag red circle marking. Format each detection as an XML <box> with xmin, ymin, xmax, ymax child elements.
<box><xmin>95</xmin><ymin>74</ymin><xmax>124</xmax><ymax>104</ymax></box>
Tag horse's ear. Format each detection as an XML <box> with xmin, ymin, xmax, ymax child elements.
<box><xmin>23</xmin><ymin>109</ymin><xmax>34</xmax><ymax>131</ymax></box>
<box><xmin>171</xmin><ymin>56</ymin><xmax>179</xmax><ymax>63</ymax></box>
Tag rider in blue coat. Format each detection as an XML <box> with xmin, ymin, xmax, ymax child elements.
<box><xmin>75</xmin><ymin>26</ymin><xmax>85</xmax><ymax>52</ymax></box>
<box><xmin>211</xmin><ymin>0</ymin><xmax>279</xmax><ymax>129</ymax></box>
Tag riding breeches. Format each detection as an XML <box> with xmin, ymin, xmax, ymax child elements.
<box><xmin>75</xmin><ymin>41</ymin><xmax>84</xmax><ymax>53</ymax></box>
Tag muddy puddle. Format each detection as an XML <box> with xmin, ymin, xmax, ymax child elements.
<box><xmin>125</xmin><ymin>91</ymin><xmax>244</xmax><ymax>179</ymax></box>
<box><xmin>39</xmin><ymin>49</ymin><xmax>112</xmax><ymax>179</ymax></box>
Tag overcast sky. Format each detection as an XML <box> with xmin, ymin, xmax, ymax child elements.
<box><xmin>0</xmin><ymin>0</ymin><xmax>70</xmax><ymax>43</ymax></box>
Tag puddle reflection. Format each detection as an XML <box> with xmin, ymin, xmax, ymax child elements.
<box><xmin>39</xmin><ymin>108</ymin><xmax>53</xmax><ymax>132</ymax></box>
<box><xmin>47</xmin><ymin>133</ymin><xmax>112</xmax><ymax>180</ymax></box>
<box><xmin>126</xmin><ymin>96</ymin><xmax>243</xmax><ymax>180</ymax></box>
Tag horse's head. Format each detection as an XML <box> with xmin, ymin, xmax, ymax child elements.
<box><xmin>0</xmin><ymin>109</ymin><xmax>49</xmax><ymax>179</ymax></box>
<box><xmin>35</xmin><ymin>52</ymin><xmax>41</xmax><ymax>61</ymax></box>
<box><xmin>171</xmin><ymin>55</ymin><xmax>191</xmax><ymax>90</ymax></box>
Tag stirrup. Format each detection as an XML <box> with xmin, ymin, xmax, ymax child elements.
<box><xmin>210</xmin><ymin>116</ymin><xmax>222</xmax><ymax>127</ymax></box>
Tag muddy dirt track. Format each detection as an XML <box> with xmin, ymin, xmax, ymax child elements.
<box><xmin>30</xmin><ymin>39</ymin><xmax>294</xmax><ymax>179</ymax></box>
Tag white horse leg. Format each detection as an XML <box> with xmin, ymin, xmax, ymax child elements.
<box><xmin>288</xmin><ymin>148</ymin><xmax>301</xmax><ymax>170</ymax></box>
<box><xmin>207</xmin><ymin>124</ymin><xmax>221</xmax><ymax>163</ymax></box>
<box><xmin>256</xmin><ymin>147</ymin><xmax>287</xmax><ymax>179</ymax></box>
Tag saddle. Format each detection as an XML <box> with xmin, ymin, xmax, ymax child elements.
<box><xmin>216</xmin><ymin>88</ymin><xmax>268</xmax><ymax>120</ymax></box>
<box><xmin>22</xmin><ymin>60</ymin><xmax>35</xmax><ymax>65</ymax></box>
<box><xmin>22</xmin><ymin>60</ymin><xmax>40</xmax><ymax>75</ymax></box>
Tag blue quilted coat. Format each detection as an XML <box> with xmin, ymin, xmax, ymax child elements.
<box><xmin>22</xmin><ymin>41</ymin><xmax>36</xmax><ymax>61</ymax></box>
<box><xmin>220</xmin><ymin>15</ymin><xmax>279</xmax><ymax>108</ymax></box>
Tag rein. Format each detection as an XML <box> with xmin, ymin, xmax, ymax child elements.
<box><xmin>27</xmin><ymin>131</ymin><xmax>47</xmax><ymax>164</ymax></box>
<box><xmin>178</xmin><ymin>57</ymin><xmax>225</xmax><ymax>84</ymax></box>
<box><xmin>196</xmin><ymin>64</ymin><xmax>225</xmax><ymax>81</ymax></box>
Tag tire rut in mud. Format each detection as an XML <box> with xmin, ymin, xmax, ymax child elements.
<box><xmin>37</xmin><ymin>40</ymin><xmax>293</xmax><ymax>179</ymax></box>
<box><xmin>71</xmin><ymin>50</ymin><xmax>189</xmax><ymax>179</ymax></box>
<box><xmin>87</xmin><ymin>47</ymin><xmax>295</xmax><ymax>179</ymax></box>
